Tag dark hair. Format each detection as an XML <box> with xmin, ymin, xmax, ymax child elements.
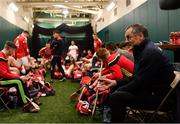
<box><xmin>96</xmin><ymin>48</ymin><xmax>109</xmax><ymax>61</ymax></box>
<box><xmin>4</xmin><ymin>41</ymin><xmax>17</xmax><ymax>49</ymax></box>
<box><xmin>118</xmin><ymin>42</ymin><xmax>131</xmax><ymax>48</ymax></box>
<box><xmin>23</xmin><ymin>30</ymin><xmax>29</xmax><ymax>35</ymax></box>
<box><xmin>106</xmin><ymin>42</ymin><xmax>117</xmax><ymax>51</ymax></box>
<box><xmin>53</xmin><ymin>30</ymin><xmax>60</xmax><ymax>34</ymax></box>
<box><xmin>125</xmin><ymin>24</ymin><xmax>148</xmax><ymax>38</ymax></box>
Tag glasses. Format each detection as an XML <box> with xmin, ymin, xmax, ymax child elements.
<box><xmin>125</xmin><ymin>34</ymin><xmax>137</xmax><ymax>41</ymax></box>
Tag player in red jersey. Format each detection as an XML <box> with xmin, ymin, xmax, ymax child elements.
<box><xmin>14</xmin><ymin>31</ymin><xmax>31</xmax><ymax>71</ymax></box>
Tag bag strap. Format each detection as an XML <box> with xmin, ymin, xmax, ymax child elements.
<box><xmin>108</xmin><ymin>55</ymin><xmax>133</xmax><ymax>77</ymax></box>
<box><xmin>120</xmin><ymin>68</ymin><xmax>133</xmax><ymax>77</ymax></box>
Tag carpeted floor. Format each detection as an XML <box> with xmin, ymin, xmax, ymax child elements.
<box><xmin>0</xmin><ymin>73</ymin><xmax>102</xmax><ymax>123</ymax></box>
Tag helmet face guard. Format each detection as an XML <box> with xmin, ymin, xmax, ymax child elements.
<box><xmin>76</xmin><ymin>100</ymin><xmax>90</xmax><ymax>115</ymax></box>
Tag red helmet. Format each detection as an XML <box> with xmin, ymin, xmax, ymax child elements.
<box><xmin>76</xmin><ymin>100</ymin><xmax>91</xmax><ymax>115</ymax></box>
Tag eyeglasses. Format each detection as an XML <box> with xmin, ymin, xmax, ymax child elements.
<box><xmin>125</xmin><ymin>34</ymin><xmax>137</xmax><ymax>41</ymax></box>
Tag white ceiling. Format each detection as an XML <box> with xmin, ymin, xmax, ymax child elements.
<box><xmin>16</xmin><ymin>0</ymin><xmax>110</xmax><ymax>25</ymax></box>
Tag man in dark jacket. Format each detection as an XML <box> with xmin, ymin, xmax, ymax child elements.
<box><xmin>50</xmin><ymin>30</ymin><xmax>66</xmax><ymax>82</ymax></box>
<box><xmin>100</xmin><ymin>24</ymin><xmax>175</xmax><ymax>122</ymax></box>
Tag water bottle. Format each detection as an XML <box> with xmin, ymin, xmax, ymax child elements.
<box><xmin>103</xmin><ymin>106</ymin><xmax>111</xmax><ymax>123</ymax></box>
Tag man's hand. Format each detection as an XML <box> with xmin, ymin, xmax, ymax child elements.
<box><xmin>92</xmin><ymin>72</ymin><xmax>100</xmax><ymax>80</ymax></box>
<box><xmin>100</xmin><ymin>77</ymin><xmax>117</xmax><ymax>86</ymax></box>
<box><xmin>27</xmin><ymin>55</ymin><xmax>31</xmax><ymax>62</ymax></box>
<box><xmin>95</xmin><ymin>84</ymin><xmax>109</xmax><ymax>91</ymax></box>
<box><xmin>20</xmin><ymin>75</ymin><xmax>30</xmax><ymax>83</ymax></box>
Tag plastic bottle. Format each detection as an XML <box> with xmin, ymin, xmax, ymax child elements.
<box><xmin>103</xmin><ymin>106</ymin><xmax>111</xmax><ymax>123</ymax></box>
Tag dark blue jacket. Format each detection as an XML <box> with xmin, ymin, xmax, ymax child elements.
<box><xmin>117</xmin><ymin>39</ymin><xmax>175</xmax><ymax>96</ymax></box>
<box><xmin>50</xmin><ymin>37</ymin><xmax>63</xmax><ymax>56</ymax></box>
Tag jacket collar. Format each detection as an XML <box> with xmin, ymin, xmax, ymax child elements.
<box><xmin>133</xmin><ymin>38</ymin><xmax>150</xmax><ymax>54</ymax></box>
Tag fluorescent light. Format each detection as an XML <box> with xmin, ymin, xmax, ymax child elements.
<box><xmin>73</xmin><ymin>5</ymin><xmax>81</xmax><ymax>8</ymax></box>
<box><xmin>62</xmin><ymin>9</ymin><xmax>69</xmax><ymax>15</ymax></box>
<box><xmin>9</xmin><ymin>2</ymin><xmax>18</xmax><ymax>12</ymax></box>
<box><xmin>53</xmin><ymin>5</ymin><xmax>67</xmax><ymax>9</ymax></box>
<box><xmin>56</xmin><ymin>14</ymin><xmax>63</xmax><ymax>17</ymax></box>
<box><xmin>23</xmin><ymin>16</ymin><xmax>29</xmax><ymax>23</ymax></box>
<box><xmin>106</xmin><ymin>1</ymin><xmax>116</xmax><ymax>11</ymax></box>
<box><xmin>64</xmin><ymin>15</ymin><xmax>67</xmax><ymax>18</ymax></box>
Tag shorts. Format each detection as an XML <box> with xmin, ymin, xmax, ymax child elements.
<box><xmin>17</xmin><ymin>56</ymin><xmax>29</xmax><ymax>66</ymax></box>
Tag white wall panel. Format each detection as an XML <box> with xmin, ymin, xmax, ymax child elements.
<box><xmin>0</xmin><ymin>0</ymin><xmax>32</xmax><ymax>31</ymax></box>
<box><xmin>92</xmin><ymin>0</ymin><xmax>147</xmax><ymax>32</ymax></box>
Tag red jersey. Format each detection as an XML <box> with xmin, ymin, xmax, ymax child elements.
<box><xmin>14</xmin><ymin>34</ymin><xmax>29</xmax><ymax>59</ymax></box>
<box><xmin>94</xmin><ymin>38</ymin><xmax>102</xmax><ymax>52</ymax></box>
<box><xmin>0</xmin><ymin>51</ymin><xmax>20</xmax><ymax>79</ymax></box>
<box><xmin>39</xmin><ymin>47</ymin><xmax>52</xmax><ymax>60</ymax></box>
<box><xmin>108</xmin><ymin>53</ymin><xmax>134</xmax><ymax>73</ymax></box>
<box><xmin>102</xmin><ymin>53</ymin><xmax>134</xmax><ymax>80</ymax></box>
<box><xmin>85</xmin><ymin>52</ymin><xmax>93</xmax><ymax>59</ymax></box>
<box><xmin>102</xmin><ymin>64</ymin><xmax>123</xmax><ymax>80</ymax></box>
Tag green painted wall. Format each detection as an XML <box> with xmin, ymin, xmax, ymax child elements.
<box><xmin>97</xmin><ymin>0</ymin><xmax>180</xmax><ymax>62</ymax></box>
<box><xmin>0</xmin><ymin>16</ymin><xmax>23</xmax><ymax>50</ymax></box>
<box><xmin>36</xmin><ymin>21</ymin><xmax>89</xmax><ymax>28</ymax></box>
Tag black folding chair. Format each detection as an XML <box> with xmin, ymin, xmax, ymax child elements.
<box><xmin>126</xmin><ymin>71</ymin><xmax>180</xmax><ymax>123</ymax></box>
<box><xmin>0</xmin><ymin>87</ymin><xmax>11</xmax><ymax>113</ymax></box>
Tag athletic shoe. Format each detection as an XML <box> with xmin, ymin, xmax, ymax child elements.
<box><xmin>23</xmin><ymin>102</ymin><xmax>39</xmax><ymax>113</ymax></box>
<box><xmin>49</xmin><ymin>79</ymin><xmax>55</xmax><ymax>83</ymax></box>
<box><xmin>33</xmin><ymin>97</ymin><xmax>42</xmax><ymax>105</ymax></box>
<box><xmin>59</xmin><ymin>77</ymin><xmax>67</xmax><ymax>82</ymax></box>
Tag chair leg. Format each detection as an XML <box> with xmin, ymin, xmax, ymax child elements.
<box><xmin>125</xmin><ymin>108</ymin><xmax>145</xmax><ymax>123</ymax></box>
<box><xmin>0</xmin><ymin>97</ymin><xmax>11</xmax><ymax>113</ymax></box>
<box><xmin>148</xmin><ymin>88</ymin><xmax>174</xmax><ymax>122</ymax></box>
<box><xmin>131</xmin><ymin>109</ymin><xmax>145</xmax><ymax>123</ymax></box>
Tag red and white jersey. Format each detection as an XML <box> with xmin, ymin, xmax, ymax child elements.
<box><xmin>94</xmin><ymin>38</ymin><xmax>102</xmax><ymax>52</ymax></box>
<box><xmin>68</xmin><ymin>45</ymin><xmax>78</xmax><ymax>60</ymax></box>
<box><xmin>14</xmin><ymin>34</ymin><xmax>29</xmax><ymax>59</ymax></box>
<box><xmin>73</xmin><ymin>70</ymin><xmax>82</xmax><ymax>79</ymax></box>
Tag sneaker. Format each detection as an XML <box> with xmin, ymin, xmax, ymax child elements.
<box><xmin>23</xmin><ymin>102</ymin><xmax>40</xmax><ymax>113</ymax></box>
<box><xmin>59</xmin><ymin>77</ymin><xmax>67</xmax><ymax>82</ymax></box>
<box><xmin>50</xmin><ymin>79</ymin><xmax>55</xmax><ymax>83</ymax></box>
<box><xmin>41</xmin><ymin>93</ymin><xmax>46</xmax><ymax>97</ymax></box>
<box><xmin>33</xmin><ymin>97</ymin><xmax>42</xmax><ymax>105</ymax></box>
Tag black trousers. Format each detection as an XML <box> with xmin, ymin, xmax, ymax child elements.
<box><xmin>50</xmin><ymin>56</ymin><xmax>65</xmax><ymax>79</ymax></box>
<box><xmin>110</xmin><ymin>79</ymin><xmax>175</xmax><ymax>122</ymax></box>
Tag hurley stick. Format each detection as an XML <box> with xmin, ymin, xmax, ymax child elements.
<box><xmin>92</xmin><ymin>61</ymin><xmax>103</xmax><ymax>118</ymax></box>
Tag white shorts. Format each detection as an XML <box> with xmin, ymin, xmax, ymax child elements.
<box><xmin>17</xmin><ymin>56</ymin><xmax>29</xmax><ymax>66</ymax></box>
